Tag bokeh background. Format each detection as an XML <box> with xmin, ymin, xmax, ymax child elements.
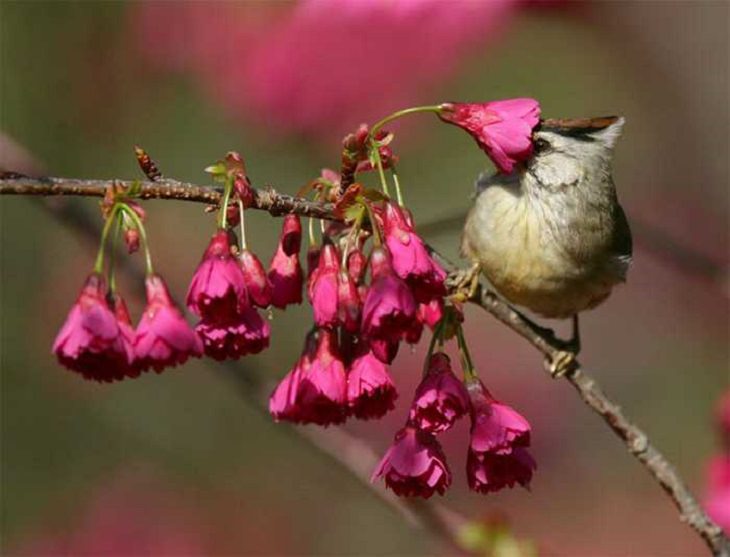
<box><xmin>1</xmin><ymin>1</ymin><xmax>728</xmax><ymax>556</ymax></box>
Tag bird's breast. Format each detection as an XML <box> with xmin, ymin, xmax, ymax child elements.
<box><xmin>462</xmin><ymin>185</ymin><xmax>622</xmax><ymax>318</ymax></box>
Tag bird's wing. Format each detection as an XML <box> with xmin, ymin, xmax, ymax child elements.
<box><xmin>609</xmin><ymin>202</ymin><xmax>633</xmax><ymax>280</ymax></box>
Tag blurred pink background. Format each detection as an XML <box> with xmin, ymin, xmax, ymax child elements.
<box><xmin>1</xmin><ymin>1</ymin><xmax>727</xmax><ymax>555</ymax></box>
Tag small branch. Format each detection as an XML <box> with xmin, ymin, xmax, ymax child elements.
<box><xmin>3</xmin><ymin>175</ymin><xmax>728</xmax><ymax>555</ymax></box>
<box><xmin>0</xmin><ymin>175</ymin><xmax>335</xmax><ymax>220</ymax></box>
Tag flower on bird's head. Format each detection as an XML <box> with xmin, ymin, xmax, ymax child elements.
<box><xmin>438</xmin><ymin>98</ymin><xmax>540</xmax><ymax>174</ymax></box>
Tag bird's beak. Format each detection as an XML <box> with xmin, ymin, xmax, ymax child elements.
<box><xmin>538</xmin><ymin>116</ymin><xmax>620</xmax><ymax>134</ymax></box>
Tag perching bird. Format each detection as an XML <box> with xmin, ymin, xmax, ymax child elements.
<box><xmin>460</xmin><ymin>116</ymin><xmax>632</xmax><ymax>373</ymax></box>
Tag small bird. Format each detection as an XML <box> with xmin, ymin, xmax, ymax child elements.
<box><xmin>460</xmin><ymin>116</ymin><xmax>632</xmax><ymax>374</ymax></box>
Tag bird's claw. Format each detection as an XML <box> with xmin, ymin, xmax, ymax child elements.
<box><xmin>545</xmin><ymin>350</ymin><xmax>577</xmax><ymax>378</ymax></box>
<box><xmin>447</xmin><ymin>263</ymin><xmax>481</xmax><ymax>303</ymax></box>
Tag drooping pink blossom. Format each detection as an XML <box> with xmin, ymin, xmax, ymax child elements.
<box><xmin>307</xmin><ymin>243</ymin><xmax>340</xmax><ymax>328</ymax></box>
<box><xmin>409</xmin><ymin>352</ymin><xmax>470</xmax><ymax>433</ymax></box>
<box><xmin>468</xmin><ymin>379</ymin><xmax>531</xmax><ymax>454</ymax></box>
<box><xmin>361</xmin><ymin>247</ymin><xmax>416</xmax><ymax>357</ymax></box>
<box><xmin>239</xmin><ymin>249</ymin><xmax>272</xmax><ymax>308</ymax></box>
<box><xmin>704</xmin><ymin>455</ymin><xmax>730</xmax><ymax>532</ymax></box>
<box><xmin>306</xmin><ymin>245</ymin><xmax>321</xmax><ymax>279</ymax></box>
<box><xmin>134</xmin><ymin>274</ymin><xmax>203</xmax><ymax>372</ymax></box>
<box><xmin>268</xmin><ymin>216</ymin><xmax>304</xmax><ymax>309</ymax></box>
<box><xmin>347</xmin><ymin>346</ymin><xmax>397</xmax><ymax>420</ymax></box>
<box><xmin>418</xmin><ymin>298</ymin><xmax>444</xmax><ymax>329</ymax></box>
<box><xmin>369</xmin><ymin>337</ymin><xmax>401</xmax><ymax>365</ymax></box>
<box><xmin>382</xmin><ymin>202</ymin><xmax>446</xmax><ymax>303</ymax></box>
<box><xmin>347</xmin><ymin>248</ymin><xmax>367</xmax><ymax>284</ymax></box>
<box><xmin>337</xmin><ymin>270</ymin><xmax>361</xmax><ymax>333</ymax></box>
<box><xmin>186</xmin><ymin>229</ymin><xmax>247</xmax><ymax>320</ymax></box>
<box><xmin>269</xmin><ymin>329</ymin><xmax>347</xmax><ymax>426</ymax></box>
<box><xmin>195</xmin><ymin>306</ymin><xmax>270</xmax><ymax>361</ymax></box>
<box><xmin>467</xmin><ymin>446</ymin><xmax>536</xmax><ymax>494</ymax></box>
<box><xmin>466</xmin><ymin>378</ymin><xmax>535</xmax><ymax>493</ymax></box>
<box><xmin>438</xmin><ymin>98</ymin><xmax>541</xmax><ymax>173</ymax></box>
<box><xmin>52</xmin><ymin>273</ymin><xmax>134</xmax><ymax>382</ymax></box>
<box><xmin>109</xmin><ymin>293</ymin><xmax>139</xmax><ymax>378</ymax></box>
<box><xmin>372</xmin><ymin>426</ymin><xmax>451</xmax><ymax>498</ymax></box>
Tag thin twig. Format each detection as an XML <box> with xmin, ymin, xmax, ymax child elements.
<box><xmin>2</xmin><ymin>175</ymin><xmax>728</xmax><ymax>556</ymax></box>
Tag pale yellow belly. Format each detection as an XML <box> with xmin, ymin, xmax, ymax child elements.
<box><xmin>462</xmin><ymin>191</ymin><xmax>618</xmax><ymax>319</ymax></box>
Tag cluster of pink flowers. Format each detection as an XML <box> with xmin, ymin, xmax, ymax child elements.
<box><xmin>53</xmin><ymin>266</ymin><xmax>203</xmax><ymax>382</ymax></box>
<box><xmin>53</xmin><ymin>98</ymin><xmax>542</xmax><ymax>497</ymax></box>
<box><xmin>373</xmin><ymin>352</ymin><xmax>535</xmax><ymax>498</ymax></box>
<box><xmin>269</xmin><ymin>198</ymin><xmax>446</xmax><ymax>425</ymax></box>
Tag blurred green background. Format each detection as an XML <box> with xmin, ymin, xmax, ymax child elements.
<box><xmin>1</xmin><ymin>2</ymin><xmax>727</xmax><ymax>555</ymax></box>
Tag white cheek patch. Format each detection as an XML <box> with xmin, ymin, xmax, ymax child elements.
<box><xmin>533</xmin><ymin>155</ymin><xmax>583</xmax><ymax>188</ymax></box>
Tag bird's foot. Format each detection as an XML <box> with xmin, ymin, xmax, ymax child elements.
<box><xmin>545</xmin><ymin>350</ymin><xmax>578</xmax><ymax>378</ymax></box>
<box><xmin>544</xmin><ymin>315</ymin><xmax>581</xmax><ymax>379</ymax></box>
<box><xmin>447</xmin><ymin>263</ymin><xmax>481</xmax><ymax>303</ymax></box>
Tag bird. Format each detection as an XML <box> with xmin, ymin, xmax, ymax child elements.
<box><xmin>459</xmin><ymin>116</ymin><xmax>632</xmax><ymax>375</ymax></box>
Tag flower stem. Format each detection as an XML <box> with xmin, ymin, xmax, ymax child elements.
<box><xmin>455</xmin><ymin>324</ymin><xmax>478</xmax><ymax>382</ymax></box>
<box><xmin>370</xmin><ymin>105</ymin><xmax>444</xmax><ymax>138</ymax></box>
<box><xmin>371</xmin><ymin>142</ymin><xmax>390</xmax><ymax>197</ymax></box>
<box><xmin>363</xmin><ymin>202</ymin><xmax>383</xmax><ymax>247</ymax></box>
<box><xmin>108</xmin><ymin>215</ymin><xmax>123</xmax><ymax>294</ymax></box>
<box><xmin>341</xmin><ymin>212</ymin><xmax>363</xmax><ymax>268</ymax></box>
<box><xmin>423</xmin><ymin>319</ymin><xmax>446</xmax><ymax>375</ymax></box>
<box><xmin>120</xmin><ymin>204</ymin><xmax>154</xmax><ymax>276</ymax></box>
<box><xmin>307</xmin><ymin>216</ymin><xmax>318</xmax><ymax>249</ymax></box>
<box><xmin>391</xmin><ymin>165</ymin><xmax>404</xmax><ymax>206</ymax></box>
<box><xmin>218</xmin><ymin>176</ymin><xmax>234</xmax><ymax>230</ymax></box>
<box><xmin>93</xmin><ymin>205</ymin><xmax>122</xmax><ymax>274</ymax></box>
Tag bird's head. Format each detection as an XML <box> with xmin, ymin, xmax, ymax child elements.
<box><xmin>526</xmin><ymin>116</ymin><xmax>625</xmax><ymax>189</ymax></box>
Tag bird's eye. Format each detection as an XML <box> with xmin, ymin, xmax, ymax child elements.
<box><xmin>533</xmin><ymin>138</ymin><xmax>550</xmax><ymax>153</ymax></box>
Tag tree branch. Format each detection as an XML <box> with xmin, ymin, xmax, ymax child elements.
<box><xmin>2</xmin><ymin>175</ymin><xmax>727</xmax><ymax>556</ymax></box>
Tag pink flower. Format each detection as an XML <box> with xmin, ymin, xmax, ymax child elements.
<box><xmin>465</xmin><ymin>378</ymin><xmax>535</xmax><ymax>493</ymax></box>
<box><xmin>382</xmin><ymin>202</ymin><xmax>446</xmax><ymax>303</ymax></box>
<box><xmin>306</xmin><ymin>245</ymin><xmax>321</xmax><ymax>279</ymax></box>
<box><xmin>239</xmin><ymin>249</ymin><xmax>272</xmax><ymax>308</ymax></box>
<box><xmin>109</xmin><ymin>293</ymin><xmax>139</xmax><ymax>378</ymax></box>
<box><xmin>369</xmin><ymin>337</ymin><xmax>401</xmax><ymax>365</ymax></box>
<box><xmin>195</xmin><ymin>306</ymin><xmax>270</xmax><ymax>361</ymax></box>
<box><xmin>52</xmin><ymin>273</ymin><xmax>134</xmax><ymax>382</ymax></box>
<box><xmin>347</xmin><ymin>346</ymin><xmax>397</xmax><ymax>420</ymax></box>
<box><xmin>468</xmin><ymin>379</ymin><xmax>531</xmax><ymax>454</ymax></box>
<box><xmin>372</xmin><ymin>426</ymin><xmax>451</xmax><ymax>498</ymax></box>
<box><xmin>186</xmin><ymin>229</ymin><xmax>247</xmax><ymax>320</ymax></box>
<box><xmin>269</xmin><ymin>329</ymin><xmax>347</xmax><ymax>426</ymax></box>
<box><xmin>268</xmin><ymin>216</ymin><xmax>303</xmax><ymax>309</ymax></box>
<box><xmin>409</xmin><ymin>352</ymin><xmax>470</xmax><ymax>433</ymax></box>
<box><xmin>347</xmin><ymin>248</ymin><xmax>367</xmax><ymax>284</ymax></box>
<box><xmin>467</xmin><ymin>447</ymin><xmax>536</xmax><ymax>494</ymax></box>
<box><xmin>338</xmin><ymin>270</ymin><xmax>361</xmax><ymax>333</ymax></box>
<box><xmin>280</xmin><ymin>214</ymin><xmax>302</xmax><ymax>256</ymax></box>
<box><xmin>418</xmin><ymin>298</ymin><xmax>444</xmax><ymax>329</ymax></box>
<box><xmin>438</xmin><ymin>98</ymin><xmax>541</xmax><ymax>174</ymax></box>
<box><xmin>705</xmin><ymin>455</ymin><xmax>730</xmax><ymax>532</ymax></box>
<box><xmin>361</xmin><ymin>247</ymin><xmax>417</xmax><ymax>356</ymax></box>
<box><xmin>307</xmin><ymin>243</ymin><xmax>340</xmax><ymax>328</ymax></box>
<box><xmin>134</xmin><ymin>274</ymin><xmax>203</xmax><ymax>372</ymax></box>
